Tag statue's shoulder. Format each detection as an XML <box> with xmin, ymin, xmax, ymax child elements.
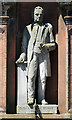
<box><xmin>45</xmin><ymin>23</ymin><xmax>53</xmax><ymax>33</ymax></box>
<box><xmin>26</xmin><ymin>24</ymin><xmax>32</xmax><ymax>29</ymax></box>
<box><xmin>25</xmin><ymin>24</ymin><xmax>32</xmax><ymax>35</ymax></box>
<box><xmin>45</xmin><ymin>23</ymin><xmax>53</xmax><ymax>29</ymax></box>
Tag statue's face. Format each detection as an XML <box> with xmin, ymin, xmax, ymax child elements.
<box><xmin>34</xmin><ymin>8</ymin><xmax>43</xmax><ymax>23</ymax></box>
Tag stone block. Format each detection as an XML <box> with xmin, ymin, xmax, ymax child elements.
<box><xmin>17</xmin><ymin>104</ymin><xmax>58</xmax><ymax>114</ymax></box>
<box><xmin>17</xmin><ymin>64</ymin><xmax>27</xmax><ymax>105</ymax></box>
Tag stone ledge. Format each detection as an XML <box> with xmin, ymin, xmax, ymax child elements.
<box><xmin>17</xmin><ymin>104</ymin><xmax>58</xmax><ymax>114</ymax></box>
<box><xmin>0</xmin><ymin>16</ymin><xmax>9</xmax><ymax>19</ymax></box>
<box><xmin>0</xmin><ymin>112</ymin><xmax>71</xmax><ymax>119</ymax></box>
<box><xmin>0</xmin><ymin>16</ymin><xmax>9</xmax><ymax>25</ymax></box>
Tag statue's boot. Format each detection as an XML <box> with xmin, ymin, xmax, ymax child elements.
<box><xmin>38</xmin><ymin>78</ymin><xmax>48</xmax><ymax>105</ymax></box>
<box><xmin>41</xmin><ymin>99</ymin><xmax>48</xmax><ymax>105</ymax></box>
<box><xmin>41</xmin><ymin>83</ymin><xmax>48</xmax><ymax>105</ymax></box>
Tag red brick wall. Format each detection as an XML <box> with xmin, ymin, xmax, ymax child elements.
<box><xmin>64</xmin><ymin>16</ymin><xmax>72</xmax><ymax>112</ymax></box>
<box><xmin>0</xmin><ymin>25</ymin><xmax>7</xmax><ymax>112</ymax></box>
<box><xmin>69</xmin><ymin>34</ymin><xmax>72</xmax><ymax>109</ymax></box>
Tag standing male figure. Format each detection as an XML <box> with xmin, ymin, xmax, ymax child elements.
<box><xmin>16</xmin><ymin>6</ymin><xmax>56</xmax><ymax>105</ymax></box>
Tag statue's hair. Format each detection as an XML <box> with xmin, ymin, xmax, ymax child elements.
<box><xmin>34</xmin><ymin>6</ymin><xmax>43</xmax><ymax>13</ymax></box>
<box><xmin>32</xmin><ymin>6</ymin><xmax>44</xmax><ymax>20</ymax></box>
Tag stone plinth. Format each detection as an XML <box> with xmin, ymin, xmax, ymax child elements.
<box><xmin>17</xmin><ymin>104</ymin><xmax>58</xmax><ymax>114</ymax></box>
<box><xmin>17</xmin><ymin>63</ymin><xmax>27</xmax><ymax>105</ymax></box>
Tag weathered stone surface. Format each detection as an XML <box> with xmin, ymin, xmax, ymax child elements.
<box><xmin>17</xmin><ymin>104</ymin><xmax>58</xmax><ymax>114</ymax></box>
<box><xmin>17</xmin><ymin>64</ymin><xmax>27</xmax><ymax>105</ymax></box>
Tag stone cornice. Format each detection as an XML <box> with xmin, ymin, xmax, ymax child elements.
<box><xmin>0</xmin><ymin>16</ymin><xmax>9</xmax><ymax>25</ymax></box>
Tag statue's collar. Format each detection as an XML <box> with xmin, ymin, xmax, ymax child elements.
<box><xmin>31</xmin><ymin>22</ymin><xmax>43</xmax><ymax>31</ymax></box>
<box><xmin>32</xmin><ymin>22</ymin><xmax>43</xmax><ymax>26</ymax></box>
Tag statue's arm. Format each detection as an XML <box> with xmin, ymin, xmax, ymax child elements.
<box><xmin>38</xmin><ymin>23</ymin><xmax>56</xmax><ymax>52</ymax></box>
<box><xmin>16</xmin><ymin>27</ymin><xmax>28</xmax><ymax>64</ymax></box>
<box><xmin>48</xmin><ymin>24</ymin><xmax>56</xmax><ymax>51</ymax></box>
<box><xmin>45</xmin><ymin>23</ymin><xmax>56</xmax><ymax>52</ymax></box>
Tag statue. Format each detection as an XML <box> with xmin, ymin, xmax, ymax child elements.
<box><xmin>16</xmin><ymin>6</ymin><xmax>56</xmax><ymax>105</ymax></box>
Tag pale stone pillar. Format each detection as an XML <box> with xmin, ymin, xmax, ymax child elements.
<box><xmin>17</xmin><ymin>63</ymin><xmax>27</xmax><ymax>105</ymax></box>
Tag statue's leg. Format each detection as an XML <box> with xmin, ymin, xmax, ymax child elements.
<box><xmin>28</xmin><ymin>54</ymin><xmax>38</xmax><ymax>104</ymax></box>
<box><xmin>38</xmin><ymin>54</ymin><xmax>46</xmax><ymax>104</ymax></box>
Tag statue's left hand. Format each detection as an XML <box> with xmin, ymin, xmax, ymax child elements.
<box><xmin>38</xmin><ymin>42</ymin><xmax>49</xmax><ymax>51</ymax></box>
<box><xmin>38</xmin><ymin>42</ymin><xmax>44</xmax><ymax>49</ymax></box>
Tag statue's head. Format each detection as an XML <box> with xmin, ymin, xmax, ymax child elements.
<box><xmin>34</xmin><ymin>6</ymin><xmax>43</xmax><ymax>23</ymax></box>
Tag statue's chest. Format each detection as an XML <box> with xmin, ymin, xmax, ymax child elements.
<box><xmin>27</xmin><ymin>25</ymin><xmax>45</xmax><ymax>39</ymax></box>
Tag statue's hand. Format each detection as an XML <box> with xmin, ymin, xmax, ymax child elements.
<box><xmin>16</xmin><ymin>53</ymin><xmax>26</xmax><ymax>64</ymax></box>
<box><xmin>38</xmin><ymin>42</ymin><xmax>49</xmax><ymax>51</ymax></box>
<box><xmin>16</xmin><ymin>58</ymin><xmax>24</xmax><ymax>64</ymax></box>
<box><xmin>38</xmin><ymin>42</ymin><xmax>44</xmax><ymax>49</ymax></box>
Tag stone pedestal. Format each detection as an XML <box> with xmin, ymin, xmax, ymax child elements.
<box><xmin>17</xmin><ymin>63</ymin><xmax>27</xmax><ymax>105</ymax></box>
<box><xmin>17</xmin><ymin>104</ymin><xmax>58</xmax><ymax>114</ymax></box>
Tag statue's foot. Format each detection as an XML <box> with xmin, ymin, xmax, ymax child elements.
<box><xmin>41</xmin><ymin>99</ymin><xmax>48</xmax><ymax>105</ymax></box>
<box><xmin>28</xmin><ymin>98</ymin><xmax>34</xmax><ymax>105</ymax></box>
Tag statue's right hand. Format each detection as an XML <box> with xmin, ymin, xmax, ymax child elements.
<box><xmin>16</xmin><ymin>57</ymin><xmax>24</xmax><ymax>64</ymax></box>
<box><xmin>16</xmin><ymin>52</ymin><xmax>26</xmax><ymax>64</ymax></box>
